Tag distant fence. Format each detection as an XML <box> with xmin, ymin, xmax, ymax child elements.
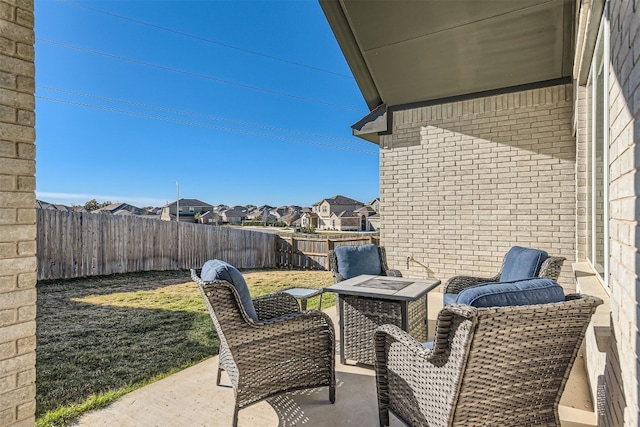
<box><xmin>276</xmin><ymin>235</ymin><xmax>379</xmax><ymax>270</ymax></box>
<box><xmin>36</xmin><ymin>209</ymin><xmax>379</xmax><ymax>280</ymax></box>
<box><xmin>36</xmin><ymin>210</ymin><xmax>276</xmax><ymax>280</ymax></box>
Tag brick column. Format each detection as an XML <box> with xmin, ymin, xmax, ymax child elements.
<box><xmin>0</xmin><ymin>0</ymin><xmax>38</xmax><ymax>426</ymax></box>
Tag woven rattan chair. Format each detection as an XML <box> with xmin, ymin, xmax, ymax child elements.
<box><xmin>374</xmin><ymin>293</ymin><xmax>602</xmax><ymax>427</ymax></box>
<box><xmin>329</xmin><ymin>244</ymin><xmax>401</xmax><ymax>283</ymax></box>
<box><xmin>191</xmin><ymin>269</ymin><xmax>335</xmax><ymax>427</ymax></box>
<box><xmin>444</xmin><ymin>247</ymin><xmax>566</xmax><ymax>295</ymax></box>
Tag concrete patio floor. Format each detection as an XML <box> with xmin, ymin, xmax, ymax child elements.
<box><xmin>71</xmin><ymin>292</ymin><xmax>598</xmax><ymax>427</ymax></box>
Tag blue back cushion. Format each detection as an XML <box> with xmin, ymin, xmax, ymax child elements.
<box><xmin>200</xmin><ymin>259</ymin><xmax>258</xmax><ymax>321</ymax></box>
<box><xmin>335</xmin><ymin>244</ymin><xmax>382</xmax><ymax>280</ymax></box>
<box><xmin>455</xmin><ymin>278</ymin><xmax>565</xmax><ymax>308</ymax></box>
<box><xmin>499</xmin><ymin>246</ymin><xmax>548</xmax><ymax>282</ymax></box>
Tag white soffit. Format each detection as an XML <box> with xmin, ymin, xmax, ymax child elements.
<box><xmin>331</xmin><ymin>0</ymin><xmax>573</xmax><ymax>107</ymax></box>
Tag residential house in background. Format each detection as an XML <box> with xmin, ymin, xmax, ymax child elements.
<box><xmin>195</xmin><ymin>210</ymin><xmax>223</xmax><ymax>225</ymax></box>
<box><xmin>301</xmin><ymin>195</ymin><xmax>379</xmax><ymax>231</ymax></box>
<box><xmin>37</xmin><ymin>200</ymin><xmax>162</xmax><ymax>219</ymax></box>
<box><xmin>311</xmin><ymin>195</ymin><xmax>365</xmax><ymax>230</ymax></box>
<box><xmin>246</xmin><ymin>205</ymin><xmax>276</xmax><ymax>224</ymax></box>
<box><xmin>328</xmin><ymin>210</ymin><xmax>360</xmax><ymax>231</ymax></box>
<box><xmin>280</xmin><ymin>209</ymin><xmax>301</xmax><ymax>226</ymax></box>
<box><xmin>161</xmin><ymin>198</ymin><xmax>213</xmax><ymax>222</ymax></box>
<box><xmin>299</xmin><ymin>207</ymin><xmax>318</xmax><ymax>229</ymax></box>
<box><xmin>146</xmin><ymin>206</ymin><xmax>163</xmax><ymax>216</ymax></box>
<box><xmin>361</xmin><ymin>198</ymin><xmax>381</xmax><ymax>231</ymax></box>
<box><xmin>221</xmin><ymin>206</ymin><xmax>248</xmax><ymax>224</ymax></box>
<box><xmin>368</xmin><ymin>197</ymin><xmax>380</xmax><ymax>213</ymax></box>
<box><xmin>354</xmin><ymin>204</ymin><xmax>378</xmax><ymax>231</ymax></box>
<box><xmin>212</xmin><ymin>204</ymin><xmax>229</xmax><ymax>213</ymax></box>
<box><xmin>268</xmin><ymin>205</ymin><xmax>294</xmax><ymax>223</ymax></box>
<box><xmin>36</xmin><ymin>200</ymin><xmax>86</xmax><ymax>213</ymax></box>
<box><xmin>321</xmin><ymin>0</ymin><xmax>637</xmax><ymax>425</ymax></box>
<box><xmin>95</xmin><ymin>202</ymin><xmax>160</xmax><ymax>219</ymax></box>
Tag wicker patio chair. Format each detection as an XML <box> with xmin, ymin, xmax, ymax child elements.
<box><xmin>329</xmin><ymin>244</ymin><xmax>401</xmax><ymax>283</ymax></box>
<box><xmin>444</xmin><ymin>246</ymin><xmax>566</xmax><ymax>295</ymax></box>
<box><xmin>374</xmin><ymin>287</ymin><xmax>602</xmax><ymax>427</ymax></box>
<box><xmin>191</xmin><ymin>267</ymin><xmax>335</xmax><ymax>427</ymax></box>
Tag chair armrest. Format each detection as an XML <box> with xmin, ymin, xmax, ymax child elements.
<box><xmin>374</xmin><ymin>324</ymin><xmax>431</xmax><ymax>427</ymax></box>
<box><xmin>385</xmin><ymin>269</ymin><xmax>403</xmax><ymax>277</ymax></box>
<box><xmin>374</xmin><ymin>306</ymin><xmax>477</xmax><ymax>427</ymax></box>
<box><xmin>374</xmin><ymin>324</ymin><xmax>427</xmax><ymax>356</ymax></box>
<box><xmin>253</xmin><ymin>292</ymin><xmax>300</xmax><ymax>320</ymax></box>
<box><xmin>374</xmin><ymin>304</ymin><xmax>476</xmax><ymax>362</ymax></box>
<box><xmin>538</xmin><ymin>256</ymin><xmax>566</xmax><ymax>281</ymax></box>
<box><xmin>444</xmin><ymin>274</ymin><xmax>499</xmax><ymax>294</ymax></box>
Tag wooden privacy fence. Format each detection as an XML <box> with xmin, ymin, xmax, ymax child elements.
<box><xmin>275</xmin><ymin>235</ymin><xmax>379</xmax><ymax>270</ymax></box>
<box><xmin>36</xmin><ymin>209</ymin><xmax>380</xmax><ymax>280</ymax></box>
<box><xmin>36</xmin><ymin>210</ymin><xmax>277</xmax><ymax>280</ymax></box>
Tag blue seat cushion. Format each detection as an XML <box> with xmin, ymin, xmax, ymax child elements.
<box><xmin>455</xmin><ymin>278</ymin><xmax>565</xmax><ymax>308</ymax></box>
<box><xmin>443</xmin><ymin>293</ymin><xmax>457</xmax><ymax>305</ymax></box>
<box><xmin>200</xmin><ymin>259</ymin><xmax>258</xmax><ymax>321</ymax></box>
<box><xmin>335</xmin><ymin>244</ymin><xmax>382</xmax><ymax>280</ymax></box>
<box><xmin>499</xmin><ymin>246</ymin><xmax>549</xmax><ymax>282</ymax></box>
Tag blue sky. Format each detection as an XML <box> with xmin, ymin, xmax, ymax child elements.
<box><xmin>34</xmin><ymin>0</ymin><xmax>378</xmax><ymax>208</ymax></box>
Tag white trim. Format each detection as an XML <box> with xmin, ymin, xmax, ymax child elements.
<box><xmin>587</xmin><ymin>11</ymin><xmax>610</xmax><ymax>288</ymax></box>
<box><xmin>602</xmin><ymin>10</ymin><xmax>610</xmax><ymax>287</ymax></box>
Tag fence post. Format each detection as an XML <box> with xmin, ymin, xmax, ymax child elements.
<box><xmin>175</xmin><ymin>220</ymin><xmax>180</xmax><ymax>270</ymax></box>
<box><xmin>289</xmin><ymin>236</ymin><xmax>294</xmax><ymax>269</ymax></box>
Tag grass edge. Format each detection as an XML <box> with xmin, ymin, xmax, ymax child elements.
<box><xmin>35</xmin><ymin>359</ymin><xmax>210</xmax><ymax>427</ymax></box>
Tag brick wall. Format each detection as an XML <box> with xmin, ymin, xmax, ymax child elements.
<box><xmin>0</xmin><ymin>0</ymin><xmax>37</xmax><ymax>426</ymax></box>
<box><xmin>603</xmin><ymin>0</ymin><xmax>639</xmax><ymax>425</ymax></box>
<box><xmin>379</xmin><ymin>83</ymin><xmax>576</xmax><ymax>290</ymax></box>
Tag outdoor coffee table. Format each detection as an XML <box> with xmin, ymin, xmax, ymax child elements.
<box><xmin>325</xmin><ymin>275</ymin><xmax>440</xmax><ymax>365</ymax></box>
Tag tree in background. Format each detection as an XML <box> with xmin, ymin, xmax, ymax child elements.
<box><xmin>83</xmin><ymin>199</ymin><xmax>112</xmax><ymax>211</ymax></box>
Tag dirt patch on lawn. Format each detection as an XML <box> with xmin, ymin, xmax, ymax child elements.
<box><xmin>37</xmin><ymin>269</ymin><xmax>194</xmax><ymax>296</ymax></box>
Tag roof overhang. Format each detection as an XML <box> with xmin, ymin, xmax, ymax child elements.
<box><xmin>320</xmin><ymin>0</ymin><xmax>575</xmax><ymax>142</ymax></box>
<box><xmin>351</xmin><ymin>103</ymin><xmax>388</xmax><ymax>144</ymax></box>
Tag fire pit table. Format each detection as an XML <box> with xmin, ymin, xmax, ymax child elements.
<box><xmin>325</xmin><ymin>274</ymin><xmax>440</xmax><ymax>365</ymax></box>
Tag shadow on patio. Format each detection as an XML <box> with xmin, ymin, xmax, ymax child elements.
<box><xmin>70</xmin><ymin>293</ymin><xmax>598</xmax><ymax>427</ymax></box>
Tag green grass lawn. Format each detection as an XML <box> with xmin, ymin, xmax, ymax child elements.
<box><xmin>36</xmin><ymin>269</ymin><xmax>335</xmax><ymax>427</ymax></box>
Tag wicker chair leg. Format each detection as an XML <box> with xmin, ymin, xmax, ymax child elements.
<box><xmin>329</xmin><ymin>385</ymin><xmax>335</xmax><ymax>403</ymax></box>
<box><xmin>379</xmin><ymin>408</ymin><xmax>389</xmax><ymax>426</ymax></box>
<box><xmin>216</xmin><ymin>365</ymin><xmax>223</xmax><ymax>386</ymax></box>
<box><xmin>232</xmin><ymin>404</ymin><xmax>239</xmax><ymax>427</ymax></box>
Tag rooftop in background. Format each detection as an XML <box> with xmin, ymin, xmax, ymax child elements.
<box><xmin>313</xmin><ymin>194</ymin><xmax>364</xmax><ymax>206</ymax></box>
